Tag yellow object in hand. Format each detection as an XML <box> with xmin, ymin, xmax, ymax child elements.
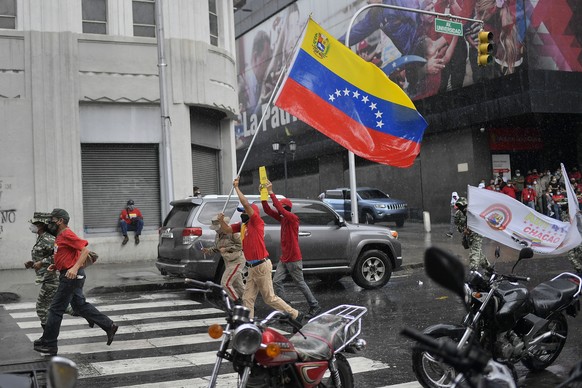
<box><xmin>259</xmin><ymin>166</ymin><xmax>268</xmax><ymax>201</ymax></box>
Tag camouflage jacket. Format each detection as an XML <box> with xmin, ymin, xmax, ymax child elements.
<box><xmin>31</xmin><ymin>232</ymin><xmax>57</xmax><ymax>284</ymax></box>
<box><xmin>209</xmin><ymin>232</ymin><xmax>245</xmax><ymax>262</ymax></box>
<box><xmin>454</xmin><ymin>209</ymin><xmax>481</xmax><ymax>244</ymax></box>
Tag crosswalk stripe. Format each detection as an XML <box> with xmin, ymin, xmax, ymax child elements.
<box><xmin>26</xmin><ymin>317</ymin><xmax>225</xmax><ymax>341</ymax></box>
<box><xmin>1</xmin><ymin>292</ymin><xmax>186</xmax><ymax>311</ymax></box>
<box><xmin>80</xmin><ymin>350</ymin><xmax>219</xmax><ymax>378</ymax></box>
<box><xmin>17</xmin><ymin>307</ymin><xmax>222</xmax><ymax>329</ymax></box>
<box><xmin>57</xmin><ymin>333</ymin><xmax>221</xmax><ymax>354</ymax></box>
<box><xmin>114</xmin><ymin>356</ymin><xmax>393</xmax><ymax>388</ymax></box>
<box><xmin>9</xmin><ymin>299</ymin><xmax>200</xmax><ymax>319</ymax></box>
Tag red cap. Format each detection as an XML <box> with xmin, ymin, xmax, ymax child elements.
<box><xmin>280</xmin><ymin>198</ymin><xmax>292</xmax><ymax>209</ymax></box>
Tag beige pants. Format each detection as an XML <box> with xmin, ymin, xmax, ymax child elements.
<box><xmin>221</xmin><ymin>256</ymin><xmax>246</xmax><ymax>301</ymax></box>
<box><xmin>243</xmin><ymin>259</ymin><xmax>298</xmax><ymax>319</ymax></box>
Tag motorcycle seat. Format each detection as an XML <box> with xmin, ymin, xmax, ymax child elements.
<box><xmin>530</xmin><ymin>277</ymin><xmax>579</xmax><ymax>317</ymax></box>
<box><xmin>290</xmin><ymin>314</ymin><xmax>356</xmax><ymax>362</ymax></box>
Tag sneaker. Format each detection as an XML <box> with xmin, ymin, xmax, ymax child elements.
<box><xmin>135</xmin><ymin>235</ymin><xmax>140</xmax><ymax>245</ymax></box>
<box><xmin>106</xmin><ymin>323</ymin><xmax>118</xmax><ymax>346</ymax></box>
<box><xmin>446</xmin><ymin>233</ymin><xmax>453</xmax><ymax>238</ymax></box>
<box><xmin>34</xmin><ymin>344</ymin><xmax>58</xmax><ymax>355</ymax></box>
<box><xmin>306</xmin><ymin>306</ymin><xmax>322</xmax><ymax>319</ymax></box>
<box><xmin>296</xmin><ymin>312</ymin><xmax>305</xmax><ymax>323</ymax></box>
<box><xmin>122</xmin><ymin>236</ymin><xmax>129</xmax><ymax>245</ymax></box>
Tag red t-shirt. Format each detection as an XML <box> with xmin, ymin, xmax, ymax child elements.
<box><xmin>262</xmin><ymin>194</ymin><xmax>301</xmax><ymax>263</ymax></box>
<box><xmin>54</xmin><ymin>228</ymin><xmax>88</xmax><ymax>271</ymax></box>
<box><xmin>231</xmin><ymin>204</ymin><xmax>269</xmax><ymax>261</ymax></box>
<box><xmin>120</xmin><ymin>207</ymin><xmax>143</xmax><ymax>225</ymax></box>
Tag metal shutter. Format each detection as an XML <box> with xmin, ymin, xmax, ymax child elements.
<box><xmin>81</xmin><ymin>144</ymin><xmax>161</xmax><ymax>233</ymax></box>
<box><xmin>192</xmin><ymin>144</ymin><xmax>219</xmax><ymax>195</ymax></box>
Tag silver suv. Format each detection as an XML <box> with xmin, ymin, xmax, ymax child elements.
<box><xmin>156</xmin><ymin>195</ymin><xmax>402</xmax><ymax>289</ymax></box>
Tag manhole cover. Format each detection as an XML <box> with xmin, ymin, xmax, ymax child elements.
<box><xmin>0</xmin><ymin>292</ymin><xmax>20</xmax><ymax>303</ymax></box>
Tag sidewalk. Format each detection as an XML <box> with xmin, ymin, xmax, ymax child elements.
<box><xmin>0</xmin><ymin>222</ymin><xmax>499</xmax><ymax>304</ymax></box>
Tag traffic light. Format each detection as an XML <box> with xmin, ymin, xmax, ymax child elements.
<box><xmin>477</xmin><ymin>30</ymin><xmax>493</xmax><ymax>66</ymax></box>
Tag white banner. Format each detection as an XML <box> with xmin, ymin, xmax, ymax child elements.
<box><xmin>467</xmin><ymin>164</ymin><xmax>581</xmax><ymax>255</ymax></box>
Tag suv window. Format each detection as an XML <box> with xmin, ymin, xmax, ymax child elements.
<box><xmin>325</xmin><ymin>190</ymin><xmax>346</xmax><ymax>200</ymax></box>
<box><xmin>198</xmin><ymin>201</ymin><xmax>239</xmax><ymax>225</ymax></box>
<box><xmin>163</xmin><ymin>205</ymin><xmax>194</xmax><ymax>227</ymax></box>
<box><xmin>358</xmin><ymin>189</ymin><xmax>387</xmax><ymax>199</ymax></box>
<box><xmin>295</xmin><ymin>202</ymin><xmax>337</xmax><ymax>226</ymax></box>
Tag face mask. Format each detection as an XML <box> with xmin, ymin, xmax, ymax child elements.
<box><xmin>29</xmin><ymin>224</ymin><xmax>39</xmax><ymax>234</ymax></box>
<box><xmin>533</xmin><ymin>181</ymin><xmax>537</xmax><ymax>184</ymax></box>
<box><xmin>240</xmin><ymin>214</ymin><xmax>250</xmax><ymax>223</ymax></box>
<box><xmin>47</xmin><ymin>221</ymin><xmax>59</xmax><ymax>236</ymax></box>
<box><xmin>127</xmin><ymin>206</ymin><xmax>135</xmax><ymax>211</ymax></box>
<box><xmin>516</xmin><ymin>173</ymin><xmax>520</xmax><ymax>176</ymax></box>
<box><xmin>527</xmin><ymin>185</ymin><xmax>532</xmax><ymax>189</ymax></box>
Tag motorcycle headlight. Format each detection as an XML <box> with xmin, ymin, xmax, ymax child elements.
<box><xmin>231</xmin><ymin>323</ymin><xmax>262</xmax><ymax>355</ymax></box>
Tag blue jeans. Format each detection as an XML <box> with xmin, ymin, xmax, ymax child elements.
<box><xmin>42</xmin><ymin>269</ymin><xmax>113</xmax><ymax>347</ymax></box>
<box><xmin>119</xmin><ymin>219</ymin><xmax>143</xmax><ymax>236</ymax></box>
<box><xmin>273</xmin><ymin>260</ymin><xmax>319</xmax><ymax>309</ymax></box>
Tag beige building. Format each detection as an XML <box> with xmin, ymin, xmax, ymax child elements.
<box><xmin>0</xmin><ymin>0</ymin><xmax>239</xmax><ymax>268</ymax></box>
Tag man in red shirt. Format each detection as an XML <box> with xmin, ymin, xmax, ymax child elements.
<box><xmin>262</xmin><ymin>180</ymin><xmax>321</xmax><ymax>319</ymax></box>
<box><xmin>521</xmin><ymin>184</ymin><xmax>537</xmax><ymax>209</ymax></box>
<box><xmin>119</xmin><ymin>199</ymin><xmax>144</xmax><ymax>245</ymax></box>
<box><xmin>33</xmin><ymin>208</ymin><xmax>118</xmax><ymax>355</ymax></box>
<box><xmin>217</xmin><ymin>178</ymin><xmax>302</xmax><ymax>321</ymax></box>
<box><xmin>501</xmin><ymin>181</ymin><xmax>517</xmax><ymax>199</ymax></box>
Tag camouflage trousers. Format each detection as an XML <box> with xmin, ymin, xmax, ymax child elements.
<box><xmin>468</xmin><ymin>234</ymin><xmax>490</xmax><ymax>271</ymax></box>
<box><xmin>567</xmin><ymin>245</ymin><xmax>582</xmax><ymax>273</ymax></box>
<box><xmin>37</xmin><ymin>281</ymin><xmax>74</xmax><ymax>326</ymax></box>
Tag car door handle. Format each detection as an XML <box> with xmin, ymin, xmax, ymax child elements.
<box><xmin>298</xmin><ymin>232</ymin><xmax>311</xmax><ymax>237</ymax></box>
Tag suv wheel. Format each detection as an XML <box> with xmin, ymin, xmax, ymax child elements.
<box><xmin>362</xmin><ymin>211</ymin><xmax>375</xmax><ymax>224</ymax></box>
<box><xmin>352</xmin><ymin>250</ymin><xmax>392</xmax><ymax>289</ymax></box>
<box><xmin>395</xmin><ymin>217</ymin><xmax>405</xmax><ymax>227</ymax></box>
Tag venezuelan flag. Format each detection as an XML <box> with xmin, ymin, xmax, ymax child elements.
<box><xmin>274</xmin><ymin>18</ymin><xmax>427</xmax><ymax>168</ymax></box>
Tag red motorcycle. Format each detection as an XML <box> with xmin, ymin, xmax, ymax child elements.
<box><xmin>186</xmin><ymin>279</ymin><xmax>367</xmax><ymax>388</ymax></box>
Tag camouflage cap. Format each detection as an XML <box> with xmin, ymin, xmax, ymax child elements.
<box><xmin>29</xmin><ymin>212</ymin><xmax>52</xmax><ymax>224</ymax></box>
<box><xmin>455</xmin><ymin>197</ymin><xmax>468</xmax><ymax>208</ymax></box>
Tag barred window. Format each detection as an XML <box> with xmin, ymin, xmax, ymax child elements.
<box><xmin>133</xmin><ymin>0</ymin><xmax>156</xmax><ymax>38</ymax></box>
<box><xmin>0</xmin><ymin>0</ymin><xmax>16</xmax><ymax>29</ymax></box>
<box><xmin>208</xmin><ymin>0</ymin><xmax>218</xmax><ymax>46</ymax></box>
<box><xmin>82</xmin><ymin>0</ymin><xmax>107</xmax><ymax>34</ymax></box>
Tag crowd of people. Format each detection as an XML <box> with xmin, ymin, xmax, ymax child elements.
<box><xmin>480</xmin><ymin>167</ymin><xmax>582</xmax><ymax>219</ymax></box>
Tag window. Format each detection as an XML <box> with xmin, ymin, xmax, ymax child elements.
<box><xmin>0</xmin><ymin>0</ymin><xmax>16</xmax><ymax>29</ymax></box>
<box><xmin>133</xmin><ymin>0</ymin><xmax>155</xmax><ymax>38</ymax></box>
<box><xmin>82</xmin><ymin>0</ymin><xmax>107</xmax><ymax>34</ymax></box>
<box><xmin>208</xmin><ymin>0</ymin><xmax>218</xmax><ymax>46</ymax></box>
<box><xmin>295</xmin><ymin>202</ymin><xmax>337</xmax><ymax>226</ymax></box>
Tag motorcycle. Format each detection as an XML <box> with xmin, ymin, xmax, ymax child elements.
<box><xmin>185</xmin><ymin>278</ymin><xmax>367</xmax><ymax>388</ymax></box>
<box><xmin>412</xmin><ymin>246</ymin><xmax>582</xmax><ymax>388</ymax></box>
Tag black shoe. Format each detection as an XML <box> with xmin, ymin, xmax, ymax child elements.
<box><xmin>135</xmin><ymin>235</ymin><xmax>140</xmax><ymax>245</ymax></box>
<box><xmin>306</xmin><ymin>306</ymin><xmax>322</xmax><ymax>319</ymax></box>
<box><xmin>296</xmin><ymin>312</ymin><xmax>305</xmax><ymax>323</ymax></box>
<box><xmin>33</xmin><ymin>337</ymin><xmax>45</xmax><ymax>347</ymax></box>
<box><xmin>87</xmin><ymin>319</ymin><xmax>95</xmax><ymax>328</ymax></box>
<box><xmin>106</xmin><ymin>323</ymin><xmax>118</xmax><ymax>345</ymax></box>
<box><xmin>122</xmin><ymin>236</ymin><xmax>129</xmax><ymax>245</ymax></box>
<box><xmin>34</xmin><ymin>344</ymin><xmax>57</xmax><ymax>355</ymax></box>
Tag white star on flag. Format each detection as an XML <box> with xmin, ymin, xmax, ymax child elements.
<box><xmin>343</xmin><ymin>88</ymin><xmax>350</xmax><ymax>96</ymax></box>
<box><xmin>369</xmin><ymin>102</ymin><xmax>377</xmax><ymax>110</ymax></box>
<box><xmin>328</xmin><ymin>94</ymin><xmax>335</xmax><ymax>102</ymax></box>
<box><xmin>362</xmin><ymin>95</ymin><xmax>369</xmax><ymax>103</ymax></box>
<box><xmin>335</xmin><ymin>89</ymin><xmax>341</xmax><ymax>97</ymax></box>
<box><xmin>352</xmin><ymin>90</ymin><xmax>360</xmax><ymax>98</ymax></box>
<box><xmin>376</xmin><ymin>121</ymin><xmax>384</xmax><ymax>128</ymax></box>
<box><xmin>375</xmin><ymin>111</ymin><xmax>383</xmax><ymax>118</ymax></box>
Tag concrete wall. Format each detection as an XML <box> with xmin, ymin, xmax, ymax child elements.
<box><xmin>0</xmin><ymin>0</ymin><xmax>238</xmax><ymax>269</ymax></box>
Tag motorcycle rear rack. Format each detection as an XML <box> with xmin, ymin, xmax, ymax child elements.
<box><xmin>551</xmin><ymin>272</ymin><xmax>582</xmax><ymax>298</ymax></box>
<box><xmin>310</xmin><ymin>304</ymin><xmax>368</xmax><ymax>353</ymax></box>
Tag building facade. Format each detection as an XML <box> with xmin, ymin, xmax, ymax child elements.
<box><xmin>234</xmin><ymin>0</ymin><xmax>582</xmax><ymax>224</ymax></box>
<box><xmin>0</xmin><ymin>0</ymin><xmax>239</xmax><ymax>268</ymax></box>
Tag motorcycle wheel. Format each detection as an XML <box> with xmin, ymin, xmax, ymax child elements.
<box><xmin>522</xmin><ymin>313</ymin><xmax>568</xmax><ymax>371</ymax></box>
<box><xmin>319</xmin><ymin>353</ymin><xmax>354</xmax><ymax>388</ymax></box>
<box><xmin>412</xmin><ymin>332</ymin><xmax>460</xmax><ymax>388</ymax></box>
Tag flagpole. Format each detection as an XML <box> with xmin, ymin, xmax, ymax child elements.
<box><xmin>221</xmin><ymin>65</ymin><xmax>288</xmax><ymax>212</ymax></box>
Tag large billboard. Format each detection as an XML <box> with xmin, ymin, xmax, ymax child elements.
<box><xmin>235</xmin><ymin>0</ymin><xmax>582</xmax><ymax>150</ymax></box>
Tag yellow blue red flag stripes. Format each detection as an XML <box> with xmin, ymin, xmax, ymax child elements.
<box><xmin>274</xmin><ymin>18</ymin><xmax>427</xmax><ymax>168</ymax></box>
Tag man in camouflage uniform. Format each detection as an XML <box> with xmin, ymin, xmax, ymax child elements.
<box><xmin>454</xmin><ymin>197</ymin><xmax>490</xmax><ymax>271</ymax></box>
<box><xmin>25</xmin><ymin>213</ymin><xmax>68</xmax><ymax>329</ymax></box>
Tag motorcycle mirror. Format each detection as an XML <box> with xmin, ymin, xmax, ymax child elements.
<box><xmin>511</xmin><ymin>247</ymin><xmax>534</xmax><ymax>273</ymax></box>
<box><xmin>48</xmin><ymin>356</ymin><xmax>78</xmax><ymax>388</ymax></box>
<box><xmin>424</xmin><ymin>247</ymin><xmax>466</xmax><ymax>299</ymax></box>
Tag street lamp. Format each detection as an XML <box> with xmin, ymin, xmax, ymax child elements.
<box><xmin>272</xmin><ymin>141</ymin><xmax>296</xmax><ymax>196</ymax></box>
